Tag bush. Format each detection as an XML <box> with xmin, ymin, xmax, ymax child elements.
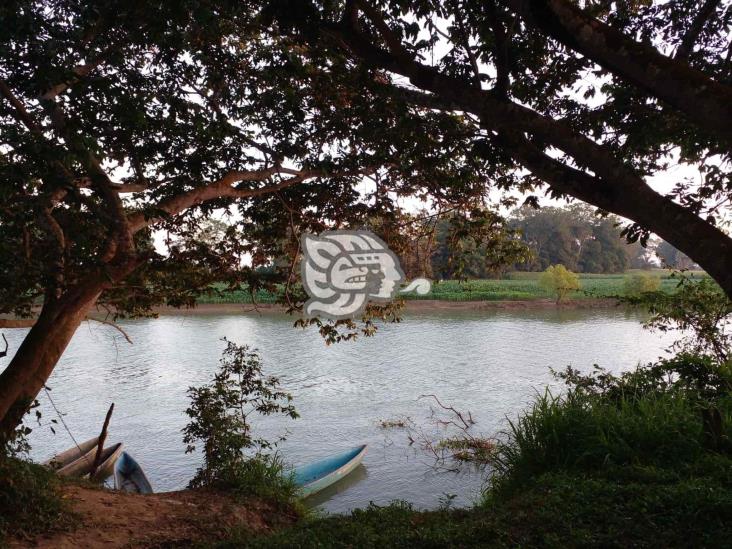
<box><xmin>183</xmin><ymin>339</ymin><xmax>300</xmax><ymax>506</ymax></box>
<box><xmin>537</xmin><ymin>265</ymin><xmax>580</xmax><ymax>303</ymax></box>
<box><xmin>623</xmin><ymin>272</ymin><xmax>661</xmax><ymax>296</ymax></box>
<box><xmin>0</xmin><ymin>457</ymin><xmax>74</xmax><ymax>543</ymax></box>
<box><xmin>489</xmin><ymin>356</ymin><xmax>732</xmax><ymax>499</ymax></box>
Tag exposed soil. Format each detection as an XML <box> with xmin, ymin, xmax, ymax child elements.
<box><xmin>11</xmin><ymin>484</ymin><xmax>296</xmax><ymax>548</ymax></box>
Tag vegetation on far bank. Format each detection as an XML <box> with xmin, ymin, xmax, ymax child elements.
<box><xmin>198</xmin><ymin>270</ymin><xmax>706</xmax><ymax>305</ymax></box>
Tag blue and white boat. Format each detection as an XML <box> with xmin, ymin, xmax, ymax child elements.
<box><xmin>294</xmin><ymin>445</ymin><xmax>367</xmax><ymax>497</ymax></box>
<box><xmin>114</xmin><ymin>451</ymin><xmax>153</xmax><ymax>494</ymax></box>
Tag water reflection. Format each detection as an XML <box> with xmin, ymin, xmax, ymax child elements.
<box><xmin>306</xmin><ymin>464</ymin><xmax>369</xmax><ymax>509</ymax></box>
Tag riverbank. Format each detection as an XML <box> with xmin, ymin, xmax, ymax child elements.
<box><xmin>197</xmin><ymin>271</ymin><xmax>690</xmax><ymax>307</ymax></box>
<box><xmin>149</xmin><ymin>297</ymin><xmax>623</xmax><ymax>317</ymax></box>
<box><xmin>9</xmin><ymin>483</ymin><xmax>297</xmax><ymax>548</ymax></box>
<box><xmin>14</xmin><ymin>353</ymin><xmax>727</xmax><ymax>548</ymax></box>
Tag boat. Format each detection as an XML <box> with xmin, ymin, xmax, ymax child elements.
<box><xmin>114</xmin><ymin>452</ymin><xmax>153</xmax><ymax>494</ymax></box>
<box><xmin>43</xmin><ymin>437</ymin><xmax>100</xmax><ymax>477</ymax></box>
<box><xmin>89</xmin><ymin>442</ymin><xmax>124</xmax><ymax>482</ymax></box>
<box><xmin>294</xmin><ymin>445</ymin><xmax>367</xmax><ymax>497</ymax></box>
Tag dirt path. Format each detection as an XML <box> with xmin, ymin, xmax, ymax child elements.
<box><xmin>11</xmin><ymin>484</ymin><xmax>295</xmax><ymax>548</ymax></box>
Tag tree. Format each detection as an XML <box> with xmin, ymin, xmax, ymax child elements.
<box><xmin>510</xmin><ymin>205</ymin><xmax>631</xmax><ymax>273</ymax></box>
<box><xmin>538</xmin><ymin>265</ymin><xmax>581</xmax><ymax>303</ymax></box>
<box><xmin>429</xmin><ymin>210</ymin><xmax>531</xmax><ymax>279</ymax></box>
<box><xmin>183</xmin><ymin>339</ymin><xmax>298</xmax><ymax>494</ymax></box>
<box><xmin>0</xmin><ymin>2</ymin><xmax>499</xmax><ymax>439</ymax></box>
<box><xmin>269</xmin><ymin>0</ymin><xmax>732</xmax><ymax>295</ymax></box>
<box><xmin>656</xmin><ymin>241</ymin><xmax>700</xmax><ymax>270</ymax></box>
<box><xmin>623</xmin><ymin>272</ymin><xmax>662</xmax><ymax>296</ymax></box>
<box><xmin>3</xmin><ymin>0</ymin><xmax>732</xmax><ymax>439</ymax></box>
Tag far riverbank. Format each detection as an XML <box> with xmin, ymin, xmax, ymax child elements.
<box><xmin>151</xmin><ymin>298</ymin><xmax>623</xmax><ymax>316</ymax></box>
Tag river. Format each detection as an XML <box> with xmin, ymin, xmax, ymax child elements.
<box><xmin>4</xmin><ymin>307</ymin><xmax>677</xmax><ymax>513</ymax></box>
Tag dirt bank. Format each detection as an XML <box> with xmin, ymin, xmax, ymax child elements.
<box><xmin>11</xmin><ymin>484</ymin><xmax>296</xmax><ymax>548</ymax></box>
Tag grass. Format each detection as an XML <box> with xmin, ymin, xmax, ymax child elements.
<box><xmin>212</xmin><ymin>454</ymin><xmax>304</xmax><ymax>512</ymax></box>
<box><xmin>214</xmin><ymin>365</ymin><xmax>732</xmax><ymax>548</ymax></box>
<box><xmin>0</xmin><ymin>457</ymin><xmax>76</xmax><ymax>544</ymax></box>
<box><xmin>197</xmin><ymin>270</ymin><xmax>702</xmax><ymax>304</ymax></box>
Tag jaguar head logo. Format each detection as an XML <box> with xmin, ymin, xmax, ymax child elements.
<box><xmin>301</xmin><ymin>230</ymin><xmax>406</xmax><ymax>319</ymax></box>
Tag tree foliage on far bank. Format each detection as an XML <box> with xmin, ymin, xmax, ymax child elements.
<box><xmin>510</xmin><ymin>205</ymin><xmax>642</xmax><ymax>274</ymax></box>
<box><xmin>538</xmin><ymin>265</ymin><xmax>581</xmax><ymax>303</ymax></box>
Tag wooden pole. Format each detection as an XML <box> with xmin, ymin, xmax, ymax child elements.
<box><xmin>91</xmin><ymin>403</ymin><xmax>114</xmax><ymax>479</ymax></box>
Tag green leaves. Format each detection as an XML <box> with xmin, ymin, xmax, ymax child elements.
<box><xmin>537</xmin><ymin>265</ymin><xmax>581</xmax><ymax>303</ymax></box>
<box><xmin>182</xmin><ymin>339</ymin><xmax>298</xmax><ymax>490</ymax></box>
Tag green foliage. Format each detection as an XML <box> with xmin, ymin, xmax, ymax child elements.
<box><xmin>623</xmin><ymin>272</ymin><xmax>661</xmax><ymax>296</ymax></box>
<box><xmin>183</xmin><ymin>340</ymin><xmax>299</xmax><ymax>505</ymax></box>
<box><xmin>202</xmin><ymin>271</ymin><xmax>682</xmax><ymax>304</ymax></box>
<box><xmin>0</xmin><ymin>457</ymin><xmax>75</xmax><ymax>543</ymax></box>
<box><xmin>217</xmin><ymin>468</ymin><xmax>732</xmax><ymax>548</ymax></box>
<box><xmin>537</xmin><ymin>265</ymin><xmax>581</xmax><ymax>303</ymax></box>
<box><xmin>637</xmin><ymin>274</ymin><xmax>732</xmax><ymax>363</ymax></box>
<box><xmin>490</xmin><ymin>352</ymin><xmax>732</xmax><ymax>495</ymax></box>
<box><xmin>428</xmin><ymin>209</ymin><xmax>532</xmax><ymax>280</ymax></box>
<box><xmin>510</xmin><ymin>205</ymin><xmax>632</xmax><ymax>274</ymax></box>
<box><xmin>1</xmin><ymin>397</ymin><xmax>41</xmax><ymax>457</ymax></box>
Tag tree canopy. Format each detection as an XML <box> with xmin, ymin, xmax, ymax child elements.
<box><xmin>266</xmin><ymin>0</ymin><xmax>732</xmax><ymax>293</ymax></box>
<box><xmin>1</xmin><ymin>0</ymin><xmax>732</xmax><ymax>437</ymax></box>
<box><xmin>510</xmin><ymin>205</ymin><xmax>630</xmax><ymax>274</ymax></box>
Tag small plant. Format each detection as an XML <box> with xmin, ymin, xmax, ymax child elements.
<box><xmin>437</xmin><ymin>492</ymin><xmax>458</xmax><ymax>510</ymax></box>
<box><xmin>538</xmin><ymin>265</ymin><xmax>581</xmax><ymax>303</ymax></box>
<box><xmin>623</xmin><ymin>272</ymin><xmax>661</xmax><ymax>296</ymax></box>
<box><xmin>183</xmin><ymin>339</ymin><xmax>299</xmax><ymax>504</ymax></box>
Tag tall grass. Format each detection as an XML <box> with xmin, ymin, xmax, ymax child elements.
<box><xmin>488</xmin><ymin>386</ymin><xmax>732</xmax><ymax>499</ymax></box>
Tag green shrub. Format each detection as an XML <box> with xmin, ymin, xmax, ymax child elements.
<box><xmin>537</xmin><ymin>265</ymin><xmax>581</xmax><ymax>303</ymax></box>
<box><xmin>183</xmin><ymin>339</ymin><xmax>300</xmax><ymax>507</ymax></box>
<box><xmin>623</xmin><ymin>272</ymin><xmax>661</xmax><ymax>296</ymax></box>
<box><xmin>0</xmin><ymin>457</ymin><xmax>74</xmax><ymax>543</ymax></box>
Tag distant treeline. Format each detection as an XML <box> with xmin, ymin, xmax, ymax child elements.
<box><xmin>399</xmin><ymin>204</ymin><xmax>697</xmax><ymax>279</ymax></box>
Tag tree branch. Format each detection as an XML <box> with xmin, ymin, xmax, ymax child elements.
<box><xmin>0</xmin><ymin>319</ymin><xmax>36</xmax><ymax>329</ymax></box>
<box><xmin>675</xmin><ymin>0</ymin><xmax>721</xmax><ymax>60</ymax></box>
<box><xmin>507</xmin><ymin>0</ymin><xmax>732</xmax><ymax>143</ymax></box>
<box><xmin>40</xmin><ymin>54</ymin><xmax>109</xmax><ymax>100</ymax></box>
<box><xmin>127</xmin><ymin>166</ymin><xmax>374</xmax><ymax>233</ymax></box>
<box><xmin>85</xmin><ymin>317</ymin><xmax>133</xmax><ymax>344</ymax></box>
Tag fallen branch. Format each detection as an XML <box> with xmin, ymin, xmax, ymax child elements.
<box><xmin>418</xmin><ymin>394</ymin><xmax>475</xmax><ymax>429</ymax></box>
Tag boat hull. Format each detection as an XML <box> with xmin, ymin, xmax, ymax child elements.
<box><xmin>294</xmin><ymin>445</ymin><xmax>367</xmax><ymax>497</ymax></box>
<box><xmin>43</xmin><ymin>437</ymin><xmax>100</xmax><ymax>473</ymax></box>
<box><xmin>114</xmin><ymin>452</ymin><xmax>154</xmax><ymax>494</ymax></box>
<box><xmin>90</xmin><ymin>443</ymin><xmax>124</xmax><ymax>482</ymax></box>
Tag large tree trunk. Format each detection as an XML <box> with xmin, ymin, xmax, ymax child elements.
<box><xmin>0</xmin><ymin>265</ymin><xmax>134</xmax><ymax>441</ymax></box>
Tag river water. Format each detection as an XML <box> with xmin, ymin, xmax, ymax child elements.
<box><xmin>4</xmin><ymin>307</ymin><xmax>677</xmax><ymax>513</ymax></box>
